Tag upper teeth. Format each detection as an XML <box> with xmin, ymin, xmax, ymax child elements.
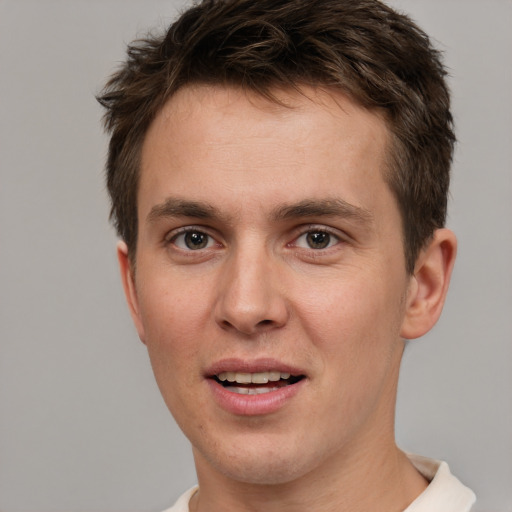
<box><xmin>217</xmin><ymin>371</ymin><xmax>291</xmax><ymax>384</ymax></box>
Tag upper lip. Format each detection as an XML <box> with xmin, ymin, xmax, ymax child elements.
<box><xmin>204</xmin><ymin>358</ymin><xmax>306</xmax><ymax>377</ymax></box>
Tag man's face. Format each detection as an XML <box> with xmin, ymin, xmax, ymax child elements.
<box><xmin>122</xmin><ymin>85</ymin><xmax>416</xmax><ymax>484</ymax></box>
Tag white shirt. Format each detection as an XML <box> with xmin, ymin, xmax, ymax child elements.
<box><xmin>162</xmin><ymin>455</ymin><xmax>476</xmax><ymax>512</ymax></box>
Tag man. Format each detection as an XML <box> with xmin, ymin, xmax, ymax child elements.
<box><xmin>98</xmin><ymin>0</ymin><xmax>476</xmax><ymax>510</ymax></box>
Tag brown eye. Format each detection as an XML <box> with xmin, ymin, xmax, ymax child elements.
<box><xmin>306</xmin><ymin>231</ymin><xmax>331</xmax><ymax>249</ymax></box>
<box><xmin>173</xmin><ymin>230</ymin><xmax>214</xmax><ymax>250</ymax></box>
<box><xmin>184</xmin><ymin>232</ymin><xmax>208</xmax><ymax>249</ymax></box>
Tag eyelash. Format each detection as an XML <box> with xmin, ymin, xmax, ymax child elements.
<box><xmin>290</xmin><ymin>226</ymin><xmax>342</xmax><ymax>251</ymax></box>
<box><xmin>166</xmin><ymin>227</ymin><xmax>220</xmax><ymax>252</ymax></box>
<box><xmin>165</xmin><ymin>225</ymin><xmax>344</xmax><ymax>254</ymax></box>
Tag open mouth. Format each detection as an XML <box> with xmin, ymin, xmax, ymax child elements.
<box><xmin>213</xmin><ymin>371</ymin><xmax>305</xmax><ymax>395</ymax></box>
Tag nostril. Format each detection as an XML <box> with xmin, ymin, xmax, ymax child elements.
<box><xmin>220</xmin><ymin>319</ymin><xmax>234</xmax><ymax>329</ymax></box>
<box><xmin>254</xmin><ymin>319</ymin><xmax>278</xmax><ymax>330</ymax></box>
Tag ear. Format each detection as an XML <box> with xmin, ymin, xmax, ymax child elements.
<box><xmin>400</xmin><ymin>228</ymin><xmax>457</xmax><ymax>340</ymax></box>
<box><xmin>117</xmin><ymin>240</ymin><xmax>147</xmax><ymax>344</ymax></box>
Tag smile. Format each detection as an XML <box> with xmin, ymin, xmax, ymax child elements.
<box><xmin>205</xmin><ymin>359</ymin><xmax>307</xmax><ymax>415</ymax></box>
<box><xmin>214</xmin><ymin>371</ymin><xmax>304</xmax><ymax>395</ymax></box>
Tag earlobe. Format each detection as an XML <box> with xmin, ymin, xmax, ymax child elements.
<box><xmin>400</xmin><ymin>229</ymin><xmax>457</xmax><ymax>340</ymax></box>
<box><xmin>117</xmin><ymin>241</ymin><xmax>147</xmax><ymax>344</ymax></box>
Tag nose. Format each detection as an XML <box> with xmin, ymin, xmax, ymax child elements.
<box><xmin>214</xmin><ymin>244</ymin><xmax>289</xmax><ymax>336</ymax></box>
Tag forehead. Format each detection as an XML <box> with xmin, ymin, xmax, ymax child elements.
<box><xmin>138</xmin><ymin>84</ymin><xmax>395</xmax><ymax>224</ymax></box>
<box><xmin>146</xmin><ymin>84</ymin><xmax>389</xmax><ymax>151</ymax></box>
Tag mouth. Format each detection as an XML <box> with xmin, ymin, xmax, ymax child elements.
<box><xmin>205</xmin><ymin>360</ymin><xmax>307</xmax><ymax>415</ymax></box>
<box><xmin>212</xmin><ymin>371</ymin><xmax>305</xmax><ymax>395</ymax></box>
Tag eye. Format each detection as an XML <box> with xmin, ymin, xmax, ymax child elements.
<box><xmin>172</xmin><ymin>230</ymin><xmax>216</xmax><ymax>250</ymax></box>
<box><xmin>294</xmin><ymin>230</ymin><xmax>339</xmax><ymax>250</ymax></box>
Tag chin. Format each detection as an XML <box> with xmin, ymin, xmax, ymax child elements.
<box><xmin>214</xmin><ymin>457</ymin><xmax>310</xmax><ymax>486</ymax></box>
<box><xmin>193</xmin><ymin>434</ymin><xmax>327</xmax><ymax>486</ymax></box>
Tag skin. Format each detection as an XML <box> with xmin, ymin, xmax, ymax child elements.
<box><xmin>118</xmin><ymin>85</ymin><xmax>457</xmax><ymax>512</ymax></box>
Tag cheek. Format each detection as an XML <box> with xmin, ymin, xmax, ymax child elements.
<box><xmin>299</xmin><ymin>276</ymin><xmax>392</xmax><ymax>336</ymax></box>
<box><xmin>296</xmin><ymin>270</ymin><xmax>405</xmax><ymax>374</ymax></box>
<box><xmin>139</xmin><ymin>290</ymin><xmax>203</xmax><ymax>426</ymax></box>
<box><xmin>138</xmin><ymin>271</ymin><xmax>210</xmax><ymax>340</ymax></box>
<box><xmin>136</xmin><ymin>278</ymin><xmax>209</xmax><ymax>388</ymax></box>
<box><xmin>298</xmin><ymin>275</ymin><xmax>405</xmax><ymax>426</ymax></box>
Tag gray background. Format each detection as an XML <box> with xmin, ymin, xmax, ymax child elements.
<box><xmin>0</xmin><ymin>0</ymin><xmax>510</xmax><ymax>511</ymax></box>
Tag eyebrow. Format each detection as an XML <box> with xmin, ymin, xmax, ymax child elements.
<box><xmin>272</xmin><ymin>198</ymin><xmax>374</xmax><ymax>225</ymax></box>
<box><xmin>147</xmin><ymin>196</ymin><xmax>373</xmax><ymax>226</ymax></box>
<box><xmin>147</xmin><ymin>198</ymin><xmax>222</xmax><ymax>223</ymax></box>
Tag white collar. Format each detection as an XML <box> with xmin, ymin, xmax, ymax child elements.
<box><xmin>404</xmin><ymin>454</ymin><xmax>476</xmax><ymax>511</ymax></box>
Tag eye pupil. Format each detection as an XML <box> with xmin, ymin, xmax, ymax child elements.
<box><xmin>306</xmin><ymin>231</ymin><xmax>330</xmax><ymax>249</ymax></box>
<box><xmin>185</xmin><ymin>231</ymin><xmax>208</xmax><ymax>249</ymax></box>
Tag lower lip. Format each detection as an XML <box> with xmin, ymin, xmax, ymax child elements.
<box><xmin>206</xmin><ymin>378</ymin><xmax>305</xmax><ymax>416</ymax></box>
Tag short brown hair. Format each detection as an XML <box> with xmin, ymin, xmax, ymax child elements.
<box><xmin>98</xmin><ymin>0</ymin><xmax>455</xmax><ymax>273</ymax></box>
